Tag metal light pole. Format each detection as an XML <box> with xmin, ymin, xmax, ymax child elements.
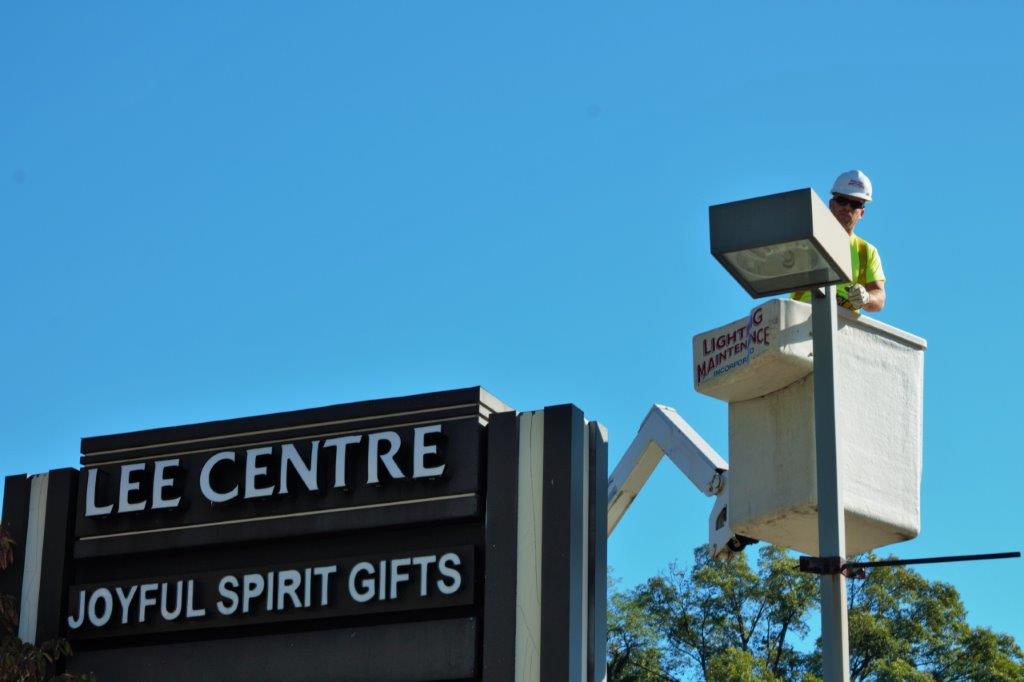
<box><xmin>812</xmin><ymin>286</ymin><xmax>850</xmax><ymax>681</ymax></box>
<box><xmin>709</xmin><ymin>188</ymin><xmax>859</xmax><ymax>681</ymax></box>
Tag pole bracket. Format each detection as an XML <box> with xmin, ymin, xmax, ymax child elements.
<box><xmin>798</xmin><ymin>555</ymin><xmax>843</xmax><ymax>575</ymax></box>
<box><xmin>798</xmin><ymin>550</ymin><xmax>1020</xmax><ymax>578</ymax></box>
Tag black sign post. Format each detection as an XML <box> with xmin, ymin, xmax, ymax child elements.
<box><xmin>2</xmin><ymin>387</ymin><xmax>607</xmax><ymax>681</ymax></box>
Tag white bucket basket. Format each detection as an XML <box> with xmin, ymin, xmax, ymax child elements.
<box><xmin>693</xmin><ymin>299</ymin><xmax>926</xmax><ymax>556</ymax></box>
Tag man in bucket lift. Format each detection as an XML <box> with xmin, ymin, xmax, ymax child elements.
<box><xmin>792</xmin><ymin>170</ymin><xmax>886</xmax><ymax>313</ymax></box>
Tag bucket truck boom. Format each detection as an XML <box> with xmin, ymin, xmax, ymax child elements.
<box><xmin>606</xmin><ymin>404</ymin><xmax>755</xmax><ymax>559</ymax></box>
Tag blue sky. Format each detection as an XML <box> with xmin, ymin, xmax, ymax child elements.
<box><xmin>3</xmin><ymin>2</ymin><xmax>1022</xmax><ymax>645</ymax></box>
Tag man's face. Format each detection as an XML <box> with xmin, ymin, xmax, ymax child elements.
<box><xmin>829</xmin><ymin>194</ymin><xmax>866</xmax><ymax>233</ymax></box>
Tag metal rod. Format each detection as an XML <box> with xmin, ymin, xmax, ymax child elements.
<box><xmin>846</xmin><ymin>551</ymin><xmax>1021</xmax><ymax>570</ymax></box>
<box><xmin>811</xmin><ymin>286</ymin><xmax>849</xmax><ymax>682</ymax></box>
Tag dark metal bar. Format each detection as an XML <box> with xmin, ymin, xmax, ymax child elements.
<box><xmin>799</xmin><ymin>555</ymin><xmax>843</xmax><ymax>575</ymax></box>
<box><xmin>845</xmin><ymin>551</ymin><xmax>1020</xmax><ymax>570</ymax></box>
<box><xmin>798</xmin><ymin>551</ymin><xmax>1021</xmax><ymax>576</ymax></box>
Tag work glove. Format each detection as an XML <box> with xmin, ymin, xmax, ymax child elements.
<box><xmin>846</xmin><ymin>283</ymin><xmax>870</xmax><ymax>310</ymax></box>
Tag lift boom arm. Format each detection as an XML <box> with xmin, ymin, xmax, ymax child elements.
<box><xmin>607</xmin><ymin>404</ymin><xmax>750</xmax><ymax>558</ymax></box>
<box><xmin>607</xmin><ymin>404</ymin><xmax>727</xmax><ymax>534</ymax></box>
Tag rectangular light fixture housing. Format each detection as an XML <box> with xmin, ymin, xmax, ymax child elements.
<box><xmin>709</xmin><ymin>188</ymin><xmax>854</xmax><ymax>298</ymax></box>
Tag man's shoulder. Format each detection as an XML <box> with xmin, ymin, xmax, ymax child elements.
<box><xmin>852</xmin><ymin>234</ymin><xmax>880</xmax><ymax>254</ymax></box>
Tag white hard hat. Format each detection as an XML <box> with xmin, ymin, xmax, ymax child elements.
<box><xmin>831</xmin><ymin>170</ymin><xmax>873</xmax><ymax>203</ymax></box>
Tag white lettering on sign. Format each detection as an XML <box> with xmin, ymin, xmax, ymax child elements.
<box><xmin>151</xmin><ymin>459</ymin><xmax>181</xmax><ymax>510</ymax></box>
<box><xmin>85</xmin><ymin>468</ymin><xmax>113</xmax><ymax>517</ymax></box>
<box><xmin>323</xmin><ymin>435</ymin><xmax>362</xmax><ymax>489</ymax></box>
<box><xmin>88</xmin><ymin>588</ymin><xmax>113</xmax><ymax>627</ymax></box>
<box><xmin>213</xmin><ymin>566</ymin><xmax>341</xmax><ymax>617</ymax></box>
<box><xmin>67</xmin><ymin>552</ymin><xmax>469</xmax><ymax>632</ymax></box>
<box><xmin>68</xmin><ymin>580</ymin><xmax>207</xmax><ymax>630</ymax></box>
<box><xmin>241</xmin><ymin>573</ymin><xmax>265</xmax><ymax>614</ymax></box>
<box><xmin>346</xmin><ymin>552</ymin><xmax>463</xmax><ymax>603</ymax></box>
<box><xmin>118</xmin><ymin>463</ymin><xmax>147</xmax><ymax>513</ymax></box>
<box><xmin>85</xmin><ymin>460</ymin><xmax>186</xmax><ymax>517</ymax></box>
<box><xmin>138</xmin><ymin>583</ymin><xmax>158</xmax><ymax>622</ymax></box>
<box><xmin>216</xmin><ymin>576</ymin><xmax>240</xmax><ymax>615</ymax></box>
<box><xmin>276</xmin><ymin>570</ymin><xmax>302</xmax><ymax>610</ymax></box>
<box><xmin>200</xmin><ymin>452</ymin><xmax>238</xmax><ymax>504</ymax></box>
<box><xmin>436</xmin><ymin>553</ymin><xmax>462</xmax><ymax>595</ymax></box>
<box><xmin>116</xmin><ymin>585</ymin><xmax>137</xmax><ymax>624</ymax></box>
<box><xmin>245</xmin><ymin>447</ymin><xmax>275</xmax><ymax>499</ymax></box>
<box><xmin>84</xmin><ymin>424</ymin><xmax>449</xmax><ymax>517</ymax></box>
<box><xmin>367</xmin><ymin>432</ymin><xmax>404</xmax><ymax>485</ymax></box>
<box><xmin>159</xmin><ymin>582</ymin><xmax>181</xmax><ymax>620</ymax></box>
<box><xmin>413</xmin><ymin>424</ymin><xmax>445</xmax><ymax>478</ymax></box>
<box><xmin>279</xmin><ymin>442</ymin><xmax>318</xmax><ymax>494</ymax></box>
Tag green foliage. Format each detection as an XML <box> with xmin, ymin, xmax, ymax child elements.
<box><xmin>0</xmin><ymin>525</ymin><xmax>95</xmax><ymax>682</ymax></box>
<box><xmin>624</xmin><ymin>545</ymin><xmax>818</xmax><ymax>680</ymax></box>
<box><xmin>845</xmin><ymin>556</ymin><xmax>1024</xmax><ymax>680</ymax></box>
<box><xmin>1</xmin><ymin>636</ymin><xmax>77</xmax><ymax>682</ymax></box>
<box><xmin>608</xmin><ymin>573</ymin><xmax>673</xmax><ymax>680</ymax></box>
<box><xmin>705</xmin><ymin>647</ymin><xmax>782</xmax><ymax>681</ymax></box>
<box><xmin>946</xmin><ymin>627</ymin><xmax>1024</xmax><ymax>681</ymax></box>
<box><xmin>608</xmin><ymin>545</ymin><xmax>1024</xmax><ymax>681</ymax></box>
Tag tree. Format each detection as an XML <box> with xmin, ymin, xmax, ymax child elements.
<box><xmin>844</xmin><ymin>557</ymin><xmax>1024</xmax><ymax>680</ymax></box>
<box><xmin>0</xmin><ymin>525</ymin><xmax>93</xmax><ymax>681</ymax></box>
<box><xmin>609</xmin><ymin>545</ymin><xmax>1024</xmax><ymax>681</ymax></box>
<box><xmin>608</xmin><ymin>574</ymin><xmax>672</xmax><ymax>681</ymax></box>
<box><xmin>647</xmin><ymin>544</ymin><xmax>818</xmax><ymax>681</ymax></box>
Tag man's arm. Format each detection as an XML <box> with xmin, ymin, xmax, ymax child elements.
<box><xmin>864</xmin><ymin>280</ymin><xmax>886</xmax><ymax>312</ymax></box>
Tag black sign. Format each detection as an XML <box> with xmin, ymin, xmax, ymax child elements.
<box><xmin>2</xmin><ymin>388</ymin><xmax>609</xmax><ymax>681</ymax></box>
<box><xmin>76</xmin><ymin>420</ymin><xmax>481</xmax><ymax>540</ymax></box>
<box><xmin>67</xmin><ymin>545</ymin><xmax>474</xmax><ymax>639</ymax></box>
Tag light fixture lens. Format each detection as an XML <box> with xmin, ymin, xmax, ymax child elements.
<box><xmin>721</xmin><ymin>239</ymin><xmax>844</xmax><ymax>295</ymax></box>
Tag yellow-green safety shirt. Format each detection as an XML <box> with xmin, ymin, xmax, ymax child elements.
<box><xmin>791</xmin><ymin>235</ymin><xmax>885</xmax><ymax>312</ymax></box>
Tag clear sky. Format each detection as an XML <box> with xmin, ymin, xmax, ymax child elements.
<box><xmin>3</xmin><ymin>2</ymin><xmax>1022</xmax><ymax>646</ymax></box>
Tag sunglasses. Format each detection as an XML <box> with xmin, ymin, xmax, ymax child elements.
<box><xmin>832</xmin><ymin>196</ymin><xmax>865</xmax><ymax>210</ymax></box>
